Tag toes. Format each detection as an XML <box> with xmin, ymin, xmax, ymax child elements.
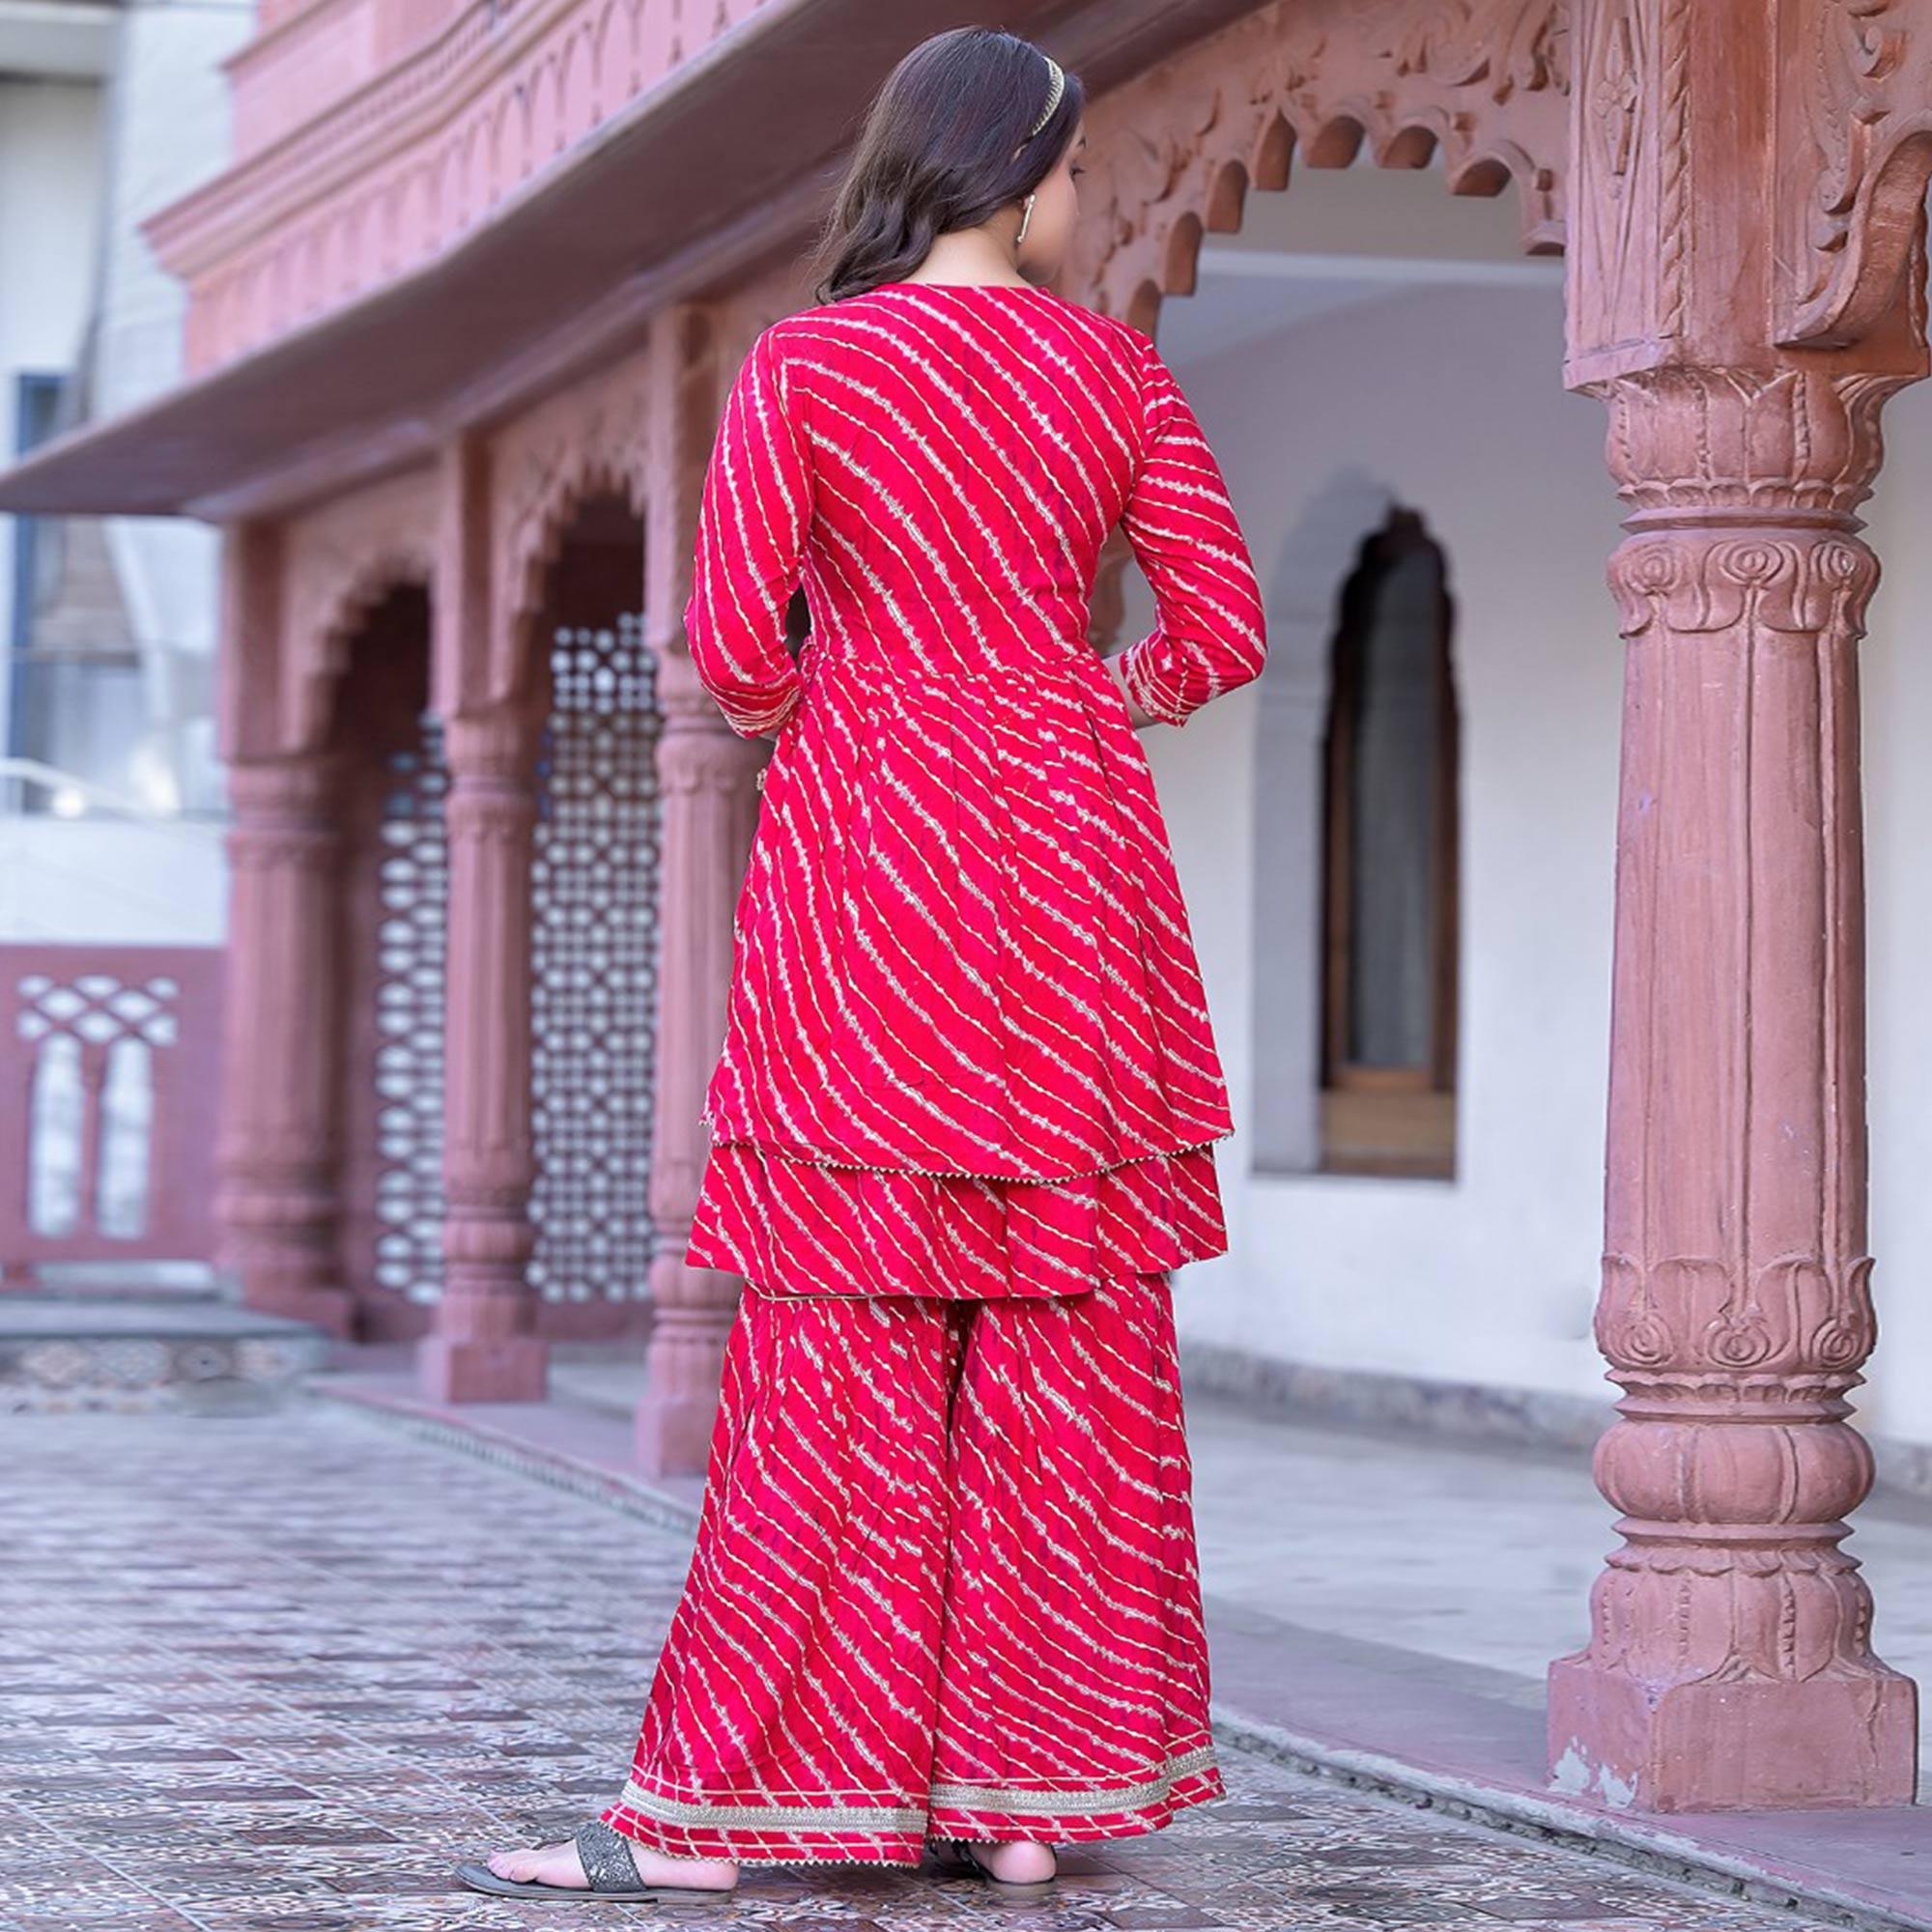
<box><xmin>487</xmin><ymin>1842</ymin><xmax>570</xmax><ymax>1885</ymax></box>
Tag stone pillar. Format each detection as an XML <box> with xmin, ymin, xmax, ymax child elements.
<box><xmin>419</xmin><ymin>431</ymin><xmax>548</xmax><ymax>1403</ymax></box>
<box><xmin>212</xmin><ymin>519</ymin><xmax>352</xmax><ymax>1334</ymax></box>
<box><xmin>418</xmin><ymin>703</ymin><xmax>548</xmax><ymax>1402</ymax></box>
<box><xmin>639</xmin><ymin>666</ymin><xmax>763</xmax><ymax>1471</ymax></box>
<box><xmin>635</xmin><ymin>304</ymin><xmax>767</xmax><ymax>1473</ymax></box>
<box><xmin>216</xmin><ymin>750</ymin><xmax>352</xmax><ymax>1334</ymax></box>
<box><xmin>1552</xmin><ymin>0</ymin><xmax>1925</xmax><ymax>1810</ymax></box>
<box><xmin>1548</xmin><ymin>370</ymin><xmax>1918</xmax><ymax>1809</ymax></box>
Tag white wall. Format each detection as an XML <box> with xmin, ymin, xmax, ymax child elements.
<box><xmin>0</xmin><ymin>815</ymin><xmax>224</xmax><ymax>941</ymax></box>
<box><xmin>1131</xmin><ymin>265</ymin><xmax>1631</xmax><ymax>1409</ymax></box>
<box><xmin>1141</xmin><ymin>196</ymin><xmax>1932</xmax><ymax>1448</ymax></box>
<box><xmin>1855</xmin><ymin>374</ymin><xmax>1932</xmax><ymax>1447</ymax></box>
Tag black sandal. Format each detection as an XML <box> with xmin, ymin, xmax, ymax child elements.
<box><xmin>456</xmin><ymin>1818</ymin><xmax>738</xmax><ymax>1902</ymax></box>
<box><xmin>928</xmin><ymin>1836</ymin><xmax>1058</xmax><ymax>1895</ymax></box>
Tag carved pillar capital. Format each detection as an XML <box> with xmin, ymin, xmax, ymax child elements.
<box><xmin>223</xmin><ymin>764</ymin><xmax>342</xmax><ymax>878</ymax></box>
<box><xmin>1590</xmin><ymin>362</ymin><xmax>1912</xmax><ymax>526</ymax></box>
<box><xmin>444</xmin><ymin>704</ymin><xmax>543</xmax><ymax>779</ymax></box>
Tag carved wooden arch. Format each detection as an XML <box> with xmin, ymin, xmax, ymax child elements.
<box><xmin>489</xmin><ymin>346</ymin><xmax>652</xmax><ymax>705</ymax></box>
<box><xmin>280</xmin><ymin>469</ymin><xmax>439</xmax><ymax>754</ymax></box>
<box><xmin>1065</xmin><ymin>0</ymin><xmax>1569</xmax><ymax>333</ymax></box>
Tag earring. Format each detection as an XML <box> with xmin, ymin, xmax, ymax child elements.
<box><xmin>1016</xmin><ymin>191</ymin><xmax>1036</xmax><ymax>246</ymax></box>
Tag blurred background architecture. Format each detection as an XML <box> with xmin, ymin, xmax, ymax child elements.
<box><xmin>1</xmin><ymin>0</ymin><xmax>237</xmax><ymax>903</ymax></box>
<box><xmin>0</xmin><ymin>0</ymin><xmax>244</xmax><ymax>1271</ymax></box>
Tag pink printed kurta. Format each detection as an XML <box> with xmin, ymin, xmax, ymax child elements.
<box><xmin>681</xmin><ymin>281</ymin><xmax>1268</xmax><ymax>1300</ymax></box>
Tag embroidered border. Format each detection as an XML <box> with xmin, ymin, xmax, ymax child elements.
<box><xmin>929</xmin><ymin>1744</ymin><xmax>1220</xmax><ymax>1815</ymax></box>
<box><xmin>616</xmin><ymin>1745</ymin><xmax>1218</xmax><ymax>1832</ymax></box>
<box><xmin>616</xmin><ymin>1781</ymin><xmax>928</xmax><ymax>1833</ymax></box>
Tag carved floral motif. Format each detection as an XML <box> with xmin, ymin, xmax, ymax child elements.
<box><xmin>1778</xmin><ymin>0</ymin><xmax>1928</xmax><ymax>346</ymax></box>
<box><xmin>1376</xmin><ymin>0</ymin><xmax>1570</xmax><ymax>99</ymax></box>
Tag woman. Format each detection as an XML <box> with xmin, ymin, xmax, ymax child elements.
<box><xmin>461</xmin><ymin>21</ymin><xmax>1267</xmax><ymax>1904</ymax></box>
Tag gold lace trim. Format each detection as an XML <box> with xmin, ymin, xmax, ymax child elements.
<box><xmin>928</xmin><ymin>1744</ymin><xmax>1221</xmax><ymax>1814</ymax></box>
<box><xmin>611</xmin><ymin>1744</ymin><xmax>1218</xmax><ymax>1833</ymax></box>
<box><xmin>613</xmin><ymin>1783</ymin><xmax>925</xmax><ymax>1832</ymax></box>
<box><xmin>698</xmin><ymin>1120</ymin><xmax>1235</xmax><ymax>1184</ymax></box>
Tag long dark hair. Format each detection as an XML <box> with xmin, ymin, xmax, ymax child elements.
<box><xmin>803</xmin><ymin>27</ymin><xmax>1084</xmax><ymax>306</ymax></box>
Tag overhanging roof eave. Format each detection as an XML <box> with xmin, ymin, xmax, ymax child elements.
<box><xmin>0</xmin><ymin>0</ymin><xmax>1266</xmax><ymax>522</ymax></box>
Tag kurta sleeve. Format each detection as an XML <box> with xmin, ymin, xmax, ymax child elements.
<box><xmin>1115</xmin><ymin>334</ymin><xmax>1268</xmax><ymax>727</ymax></box>
<box><xmin>682</xmin><ymin>323</ymin><xmax>811</xmax><ymax>738</ymax></box>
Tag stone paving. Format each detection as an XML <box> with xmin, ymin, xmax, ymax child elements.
<box><xmin>0</xmin><ymin>1405</ymin><xmax>1851</xmax><ymax>1932</ymax></box>
<box><xmin>1182</xmin><ymin>1397</ymin><xmax>1932</xmax><ymax>1747</ymax></box>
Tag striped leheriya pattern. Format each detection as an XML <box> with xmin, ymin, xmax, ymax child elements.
<box><xmin>680</xmin><ymin>280</ymin><xmax>1269</xmax><ymax>1300</ymax></box>
<box><xmin>600</xmin><ymin>1271</ymin><xmax>1226</xmax><ymax>1862</ymax></box>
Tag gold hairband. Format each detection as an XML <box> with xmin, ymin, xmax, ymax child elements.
<box><xmin>1027</xmin><ymin>53</ymin><xmax>1064</xmax><ymax>137</ymax></box>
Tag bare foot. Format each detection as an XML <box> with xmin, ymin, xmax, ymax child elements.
<box><xmin>484</xmin><ymin>1836</ymin><xmax>738</xmax><ymax>1891</ymax></box>
<box><xmin>962</xmin><ymin>1838</ymin><xmax>1057</xmax><ymax>1884</ymax></box>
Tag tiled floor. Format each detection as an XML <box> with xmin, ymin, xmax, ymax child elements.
<box><xmin>0</xmin><ymin>1406</ymin><xmax>1850</xmax><ymax>1932</ymax></box>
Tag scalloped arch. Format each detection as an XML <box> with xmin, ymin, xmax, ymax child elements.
<box><xmin>289</xmin><ymin>547</ymin><xmax>436</xmax><ymax>754</ymax></box>
<box><xmin>1071</xmin><ymin>3</ymin><xmax>1566</xmax><ymax>335</ymax></box>
<box><xmin>496</xmin><ymin>451</ymin><xmax>648</xmax><ymax>705</ymax></box>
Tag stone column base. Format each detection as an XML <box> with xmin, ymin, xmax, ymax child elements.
<box><xmin>417</xmin><ymin>1333</ymin><xmax>548</xmax><ymax>1405</ymax></box>
<box><xmin>1548</xmin><ymin>1657</ymin><xmax>1918</xmax><ymax>1811</ymax></box>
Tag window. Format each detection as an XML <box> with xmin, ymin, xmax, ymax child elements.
<box><xmin>8</xmin><ymin>372</ymin><xmax>146</xmax><ymax>815</ymax></box>
<box><xmin>1318</xmin><ymin>505</ymin><xmax>1459</xmax><ymax>1178</ymax></box>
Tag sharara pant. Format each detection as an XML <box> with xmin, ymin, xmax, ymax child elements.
<box><xmin>598</xmin><ymin>1268</ymin><xmax>1225</xmax><ymax>1864</ymax></box>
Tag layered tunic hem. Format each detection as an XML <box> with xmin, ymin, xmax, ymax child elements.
<box><xmin>686</xmin><ymin>1130</ymin><xmax>1231</xmax><ymax>1300</ymax></box>
<box><xmin>677</xmin><ymin>284</ymin><xmax>1268</xmax><ymax>1306</ymax></box>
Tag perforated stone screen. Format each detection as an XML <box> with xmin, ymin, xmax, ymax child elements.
<box><xmin>371</xmin><ymin>720</ymin><xmax>450</xmax><ymax>1306</ymax></box>
<box><xmin>528</xmin><ymin>613</ymin><xmax>663</xmax><ymax>1304</ymax></box>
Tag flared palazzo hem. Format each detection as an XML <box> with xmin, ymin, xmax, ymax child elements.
<box><xmin>686</xmin><ymin>1132</ymin><xmax>1230</xmax><ymax>1299</ymax></box>
<box><xmin>598</xmin><ymin>1742</ymin><xmax>1227</xmax><ymax>1865</ymax></box>
<box><xmin>601</xmin><ymin>1283</ymin><xmax>1224</xmax><ymax>1870</ymax></box>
